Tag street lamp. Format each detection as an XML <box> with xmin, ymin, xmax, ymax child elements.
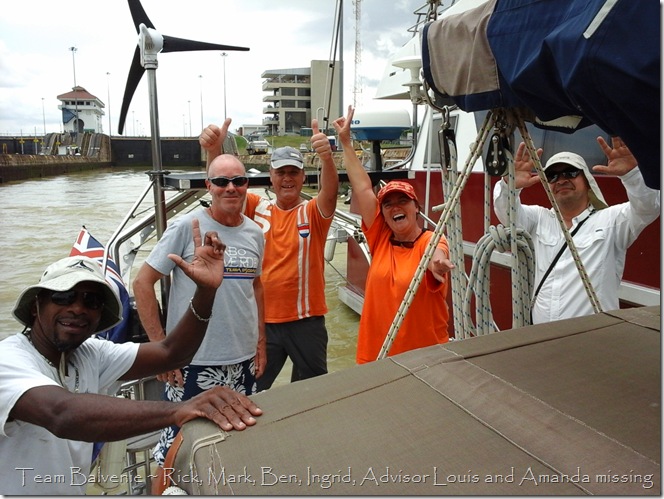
<box><xmin>106</xmin><ymin>72</ymin><xmax>112</xmax><ymax>137</ymax></box>
<box><xmin>188</xmin><ymin>100</ymin><xmax>192</xmax><ymax>136</ymax></box>
<box><xmin>41</xmin><ymin>98</ymin><xmax>46</xmax><ymax>135</ymax></box>
<box><xmin>198</xmin><ymin>74</ymin><xmax>204</xmax><ymax>132</ymax></box>
<box><xmin>69</xmin><ymin>46</ymin><xmax>78</xmax><ymax>134</ymax></box>
<box><xmin>221</xmin><ymin>52</ymin><xmax>227</xmax><ymax>120</ymax></box>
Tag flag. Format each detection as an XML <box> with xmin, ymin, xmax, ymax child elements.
<box><xmin>70</xmin><ymin>227</ymin><xmax>134</xmax><ymax>464</ymax></box>
<box><xmin>70</xmin><ymin>226</ymin><xmax>131</xmax><ymax>344</ymax></box>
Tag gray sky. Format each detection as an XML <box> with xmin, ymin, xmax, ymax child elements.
<box><xmin>0</xmin><ymin>0</ymin><xmax>424</xmax><ymax>137</ymax></box>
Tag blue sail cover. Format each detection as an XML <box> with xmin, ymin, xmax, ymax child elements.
<box><xmin>423</xmin><ymin>0</ymin><xmax>660</xmax><ymax>189</ymax></box>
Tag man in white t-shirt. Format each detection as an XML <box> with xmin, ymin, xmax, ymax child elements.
<box><xmin>0</xmin><ymin>221</ymin><xmax>261</xmax><ymax>495</ymax></box>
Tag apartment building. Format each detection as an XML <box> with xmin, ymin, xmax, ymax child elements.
<box><xmin>261</xmin><ymin>60</ymin><xmax>341</xmax><ymax>136</ymax></box>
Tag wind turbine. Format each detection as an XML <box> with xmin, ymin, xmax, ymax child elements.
<box><xmin>117</xmin><ymin>0</ymin><xmax>249</xmax><ymax>304</ymax></box>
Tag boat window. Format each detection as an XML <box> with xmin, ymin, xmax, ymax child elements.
<box><xmin>472</xmin><ymin>111</ymin><xmax>609</xmax><ymax>172</ymax></box>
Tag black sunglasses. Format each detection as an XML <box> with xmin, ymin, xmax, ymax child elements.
<box><xmin>47</xmin><ymin>290</ymin><xmax>105</xmax><ymax>310</ymax></box>
<box><xmin>208</xmin><ymin>176</ymin><xmax>249</xmax><ymax>188</ymax></box>
<box><xmin>545</xmin><ymin>168</ymin><xmax>582</xmax><ymax>184</ymax></box>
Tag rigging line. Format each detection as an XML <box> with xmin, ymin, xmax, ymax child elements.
<box><xmin>512</xmin><ymin>109</ymin><xmax>602</xmax><ymax>314</ymax></box>
<box><xmin>323</xmin><ymin>0</ymin><xmax>343</xmax><ymax>131</ymax></box>
<box><xmin>376</xmin><ymin>111</ymin><xmax>495</xmax><ymax>360</ymax></box>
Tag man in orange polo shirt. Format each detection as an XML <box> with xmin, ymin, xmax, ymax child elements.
<box><xmin>200</xmin><ymin>120</ymin><xmax>338</xmax><ymax>389</ymax></box>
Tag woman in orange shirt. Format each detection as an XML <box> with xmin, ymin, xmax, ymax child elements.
<box><xmin>333</xmin><ymin>106</ymin><xmax>454</xmax><ymax>364</ymax></box>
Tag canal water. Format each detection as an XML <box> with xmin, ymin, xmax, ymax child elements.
<box><xmin>0</xmin><ymin>167</ymin><xmax>359</xmax><ymax>387</ymax></box>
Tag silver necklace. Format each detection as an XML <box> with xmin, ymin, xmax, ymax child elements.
<box><xmin>23</xmin><ymin>330</ymin><xmax>80</xmax><ymax>393</ymax></box>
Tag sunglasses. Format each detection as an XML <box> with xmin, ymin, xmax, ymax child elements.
<box><xmin>545</xmin><ymin>168</ymin><xmax>582</xmax><ymax>184</ymax></box>
<box><xmin>208</xmin><ymin>176</ymin><xmax>249</xmax><ymax>188</ymax></box>
<box><xmin>47</xmin><ymin>290</ymin><xmax>105</xmax><ymax>310</ymax></box>
<box><xmin>389</xmin><ymin>228</ymin><xmax>428</xmax><ymax>248</ymax></box>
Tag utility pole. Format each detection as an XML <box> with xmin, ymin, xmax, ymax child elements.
<box><xmin>41</xmin><ymin>98</ymin><xmax>46</xmax><ymax>135</ymax></box>
<box><xmin>106</xmin><ymin>72</ymin><xmax>112</xmax><ymax>136</ymax></box>
<box><xmin>198</xmin><ymin>74</ymin><xmax>204</xmax><ymax>132</ymax></box>
<box><xmin>69</xmin><ymin>47</ymin><xmax>79</xmax><ymax>134</ymax></box>
<box><xmin>221</xmin><ymin>53</ymin><xmax>228</xmax><ymax>120</ymax></box>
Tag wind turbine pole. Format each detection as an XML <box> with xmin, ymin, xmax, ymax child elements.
<box><xmin>138</xmin><ymin>24</ymin><xmax>170</xmax><ymax>306</ymax></box>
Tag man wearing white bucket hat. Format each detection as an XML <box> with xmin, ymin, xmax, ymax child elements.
<box><xmin>0</xmin><ymin>221</ymin><xmax>262</xmax><ymax>495</ymax></box>
<box><xmin>493</xmin><ymin>136</ymin><xmax>660</xmax><ymax>324</ymax></box>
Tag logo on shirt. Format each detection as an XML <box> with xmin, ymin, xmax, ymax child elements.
<box><xmin>297</xmin><ymin>223</ymin><xmax>310</xmax><ymax>238</ymax></box>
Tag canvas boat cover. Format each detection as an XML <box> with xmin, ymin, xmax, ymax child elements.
<box><xmin>422</xmin><ymin>0</ymin><xmax>660</xmax><ymax>190</ymax></box>
<box><xmin>163</xmin><ymin>306</ymin><xmax>660</xmax><ymax>495</ymax></box>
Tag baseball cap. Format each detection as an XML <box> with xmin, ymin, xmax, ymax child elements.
<box><xmin>377</xmin><ymin>181</ymin><xmax>419</xmax><ymax>204</ymax></box>
<box><xmin>13</xmin><ymin>256</ymin><xmax>123</xmax><ymax>333</ymax></box>
<box><xmin>271</xmin><ymin>146</ymin><xmax>304</xmax><ymax>169</ymax></box>
<box><xmin>544</xmin><ymin>152</ymin><xmax>608</xmax><ymax>210</ymax></box>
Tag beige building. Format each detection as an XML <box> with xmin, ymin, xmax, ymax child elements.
<box><xmin>261</xmin><ymin>60</ymin><xmax>341</xmax><ymax>136</ymax></box>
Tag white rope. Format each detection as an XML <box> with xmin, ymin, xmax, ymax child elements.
<box><xmin>439</xmin><ymin>112</ymin><xmax>467</xmax><ymax>339</ymax></box>
<box><xmin>377</xmin><ymin>111</ymin><xmax>494</xmax><ymax>359</ymax></box>
<box><xmin>512</xmin><ymin>110</ymin><xmax>603</xmax><ymax>314</ymax></box>
<box><xmin>462</xmin><ymin>224</ymin><xmax>535</xmax><ymax>336</ymax></box>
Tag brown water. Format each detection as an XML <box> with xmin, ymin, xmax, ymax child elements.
<box><xmin>0</xmin><ymin>168</ymin><xmax>359</xmax><ymax>386</ymax></box>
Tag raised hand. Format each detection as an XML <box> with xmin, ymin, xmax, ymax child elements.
<box><xmin>310</xmin><ymin>119</ymin><xmax>332</xmax><ymax>159</ymax></box>
<box><xmin>168</xmin><ymin>218</ymin><xmax>226</xmax><ymax>289</ymax></box>
<box><xmin>333</xmin><ymin>105</ymin><xmax>354</xmax><ymax>145</ymax></box>
<box><xmin>199</xmin><ymin>118</ymin><xmax>232</xmax><ymax>154</ymax></box>
<box><xmin>592</xmin><ymin>136</ymin><xmax>637</xmax><ymax>176</ymax></box>
<box><xmin>510</xmin><ymin>142</ymin><xmax>542</xmax><ymax>189</ymax></box>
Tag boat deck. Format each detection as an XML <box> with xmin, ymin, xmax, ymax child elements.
<box><xmin>166</xmin><ymin>306</ymin><xmax>660</xmax><ymax>495</ymax></box>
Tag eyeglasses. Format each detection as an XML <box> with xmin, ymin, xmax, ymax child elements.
<box><xmin>207</xmin><ymin>176</ymin><xmax>249</xmax><ymax>188</ymax></box>
<box><xmin>545</xmin><ymin>168</ymin><xmax>582</xmax><ymax>184</ymax></box>
<box><xmin>47</xmin><ymin>290</ymin><xmax>105</xmax><ymax>310</ymax></box>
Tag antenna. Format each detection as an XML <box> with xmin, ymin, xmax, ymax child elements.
<box><xmin>353</xmin><ymin>0</ymin><xmax>362</xmax><ymax>108</ymax></box>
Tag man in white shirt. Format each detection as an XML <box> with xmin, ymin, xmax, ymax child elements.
<box><xmin>493</xmin><ymin>136</ymin><xmax>660</xmax><ymax>324</ymax></box>
<box><xmin>0</xmin><ymin>221</ymin><xmax>262</xmax><ymax>495</ymax></box>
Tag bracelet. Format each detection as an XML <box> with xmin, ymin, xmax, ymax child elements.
<box><xmin>189</xmin><ymin>298</ymin><xmax>211</xmax><ymax>323</ymax></box>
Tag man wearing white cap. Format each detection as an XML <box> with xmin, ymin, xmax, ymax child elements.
<box><xmin>0</xmin><ymin>221</ymin><xmax>262</xmax><ymax>495</ymax></box>
<box><xmin>200</xmin><ymin>119</ymin><xmax>338</xmax><ymax>391</ymax></box>
<box><xmin>493</xmin><ymin>136</ymin><xmax>660</xmax><ymax>324</ymax></box>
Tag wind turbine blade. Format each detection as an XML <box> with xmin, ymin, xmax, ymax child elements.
<box><xmin>162</xmin><ymin>35</ymin><xmax>249</xmax><ymax>53</ymax></box>
<box><xmin>117</xmin><ymin>46</ymin><xmax>145</xmax><ymax>135</ymax></box>
<box><xmin>127</xmin><ymin>0</ymin><xmax>154</xmax><ymax>32</ymax></box>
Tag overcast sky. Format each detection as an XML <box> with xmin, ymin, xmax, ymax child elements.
<box><xmin>0</xmin><ymin>0</ymin><xmax>428</xmax><ymax>138</ymax></box>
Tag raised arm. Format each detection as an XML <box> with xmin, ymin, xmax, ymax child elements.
<box><xmin>10</xmin><ymin>221</ymin><xmax>262</xmax><ymax>441</ymax></box>
<box><xmin>502</xmin><ymin>142</ymin><xmax>542</xmax><ymax>189</ymax></box>
<box><xmin>593</xmin><ymin>136</ymin><xmax>660</xmax><ymax>233</ymax></box>
<box><xmin>127</xmin><ymin>218</ymin><xmax>226</xmax><ymax>380</ymax></box>
<box><xmin>310</xmin><ymin>119</ymin><xmax>339</xmax><ymax>217</ymax></box>
<box><xmin>333</xmin><ymin>106</ymin><xmax>379</xmax><ymax>228</ymax></box>
<box><xmin>591</xmin><ymin>136</ymin><xmax>637</xmax><ymax>176</ymax></box>
<box><xmin>200</xmin><ymin>118</ymin><xmax>232</xmax><ymax>171</ymax></box>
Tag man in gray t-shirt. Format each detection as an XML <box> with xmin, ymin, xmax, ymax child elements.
<box><xmin>134</xmin><ymin>154</ymin><xmax>265</xmax><ymax>493</ymax></box>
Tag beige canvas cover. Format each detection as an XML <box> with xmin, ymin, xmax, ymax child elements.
<box><xmin>423</xmin><ymin>0</ymin><xmax>499</xmax><ymax>98</ymax></box>
<box><xmin>165</xmin><ymin>306</ymin><xmax>660</xmax><ymax>495</ymax></box>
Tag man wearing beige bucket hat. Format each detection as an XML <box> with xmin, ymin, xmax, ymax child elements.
<box><xmin>493</xmin><ymin>136</ymin><xmax>660</xmax><ymax>324</ymax></box>
<box><xmin>0</xmin><ymin>220</ymin><xmax>262</xmax><ymax>495</ymax></box>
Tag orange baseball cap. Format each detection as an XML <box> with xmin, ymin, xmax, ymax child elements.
<box><xmin>377</xmin><ymin>181</ymin><xmax>419</xmax><ymax>204</ymax></box>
